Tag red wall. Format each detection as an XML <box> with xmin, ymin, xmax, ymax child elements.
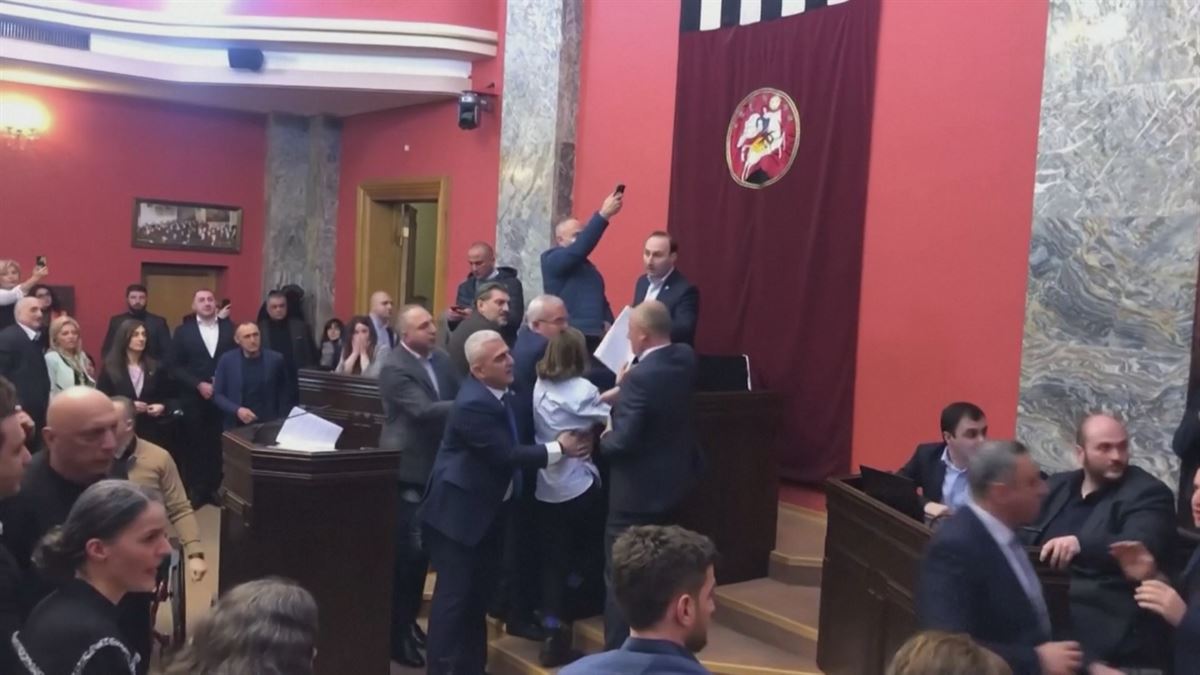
<box><xmin>573</xmin><ymin>0</ymin><xmax>680</xmax><ymax>310</ymax></box>
<box><xmin>82</xmin><ymin>0</ymin><xmax>499</xmax><ymax>29</ymax></box>
<box><xmin>0</xmin><ymin>82</ymin><xmax>266</xmax><ymax>352</ymax></box>
<box><xmin>850</xmin><ymin>0</ymin><xmax>1048</xmax><ymax>470</ymax></box>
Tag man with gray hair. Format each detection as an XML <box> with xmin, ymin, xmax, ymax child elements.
<box><xmin>421</xmin><ymin>329</ymin><xmax>592</xmax><ymax>675</ymax></box>
<box><xmin>917</xmin><ymin>440</ymin><xmax>1086</xmax><ymax>675</ymax></box>
<box><xmin>0</xmin><ymin>296</ymin><xmax>50</xmax><ymax>443</ymax></box>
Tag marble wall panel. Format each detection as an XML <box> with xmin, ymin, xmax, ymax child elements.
<box><xmin>495</xmin><ymin>0</ymin><xmax>583</xmax><ymax>296</ymax></box>
<box><xmin>263</xmin><ymin>113</ymin><xmax>341</xmax><ymax>336</ymax></box>
<box><xmin>1017</xmin><ymin>0</ymin><xmax>1200</xmax><ymax>491</ymax></box>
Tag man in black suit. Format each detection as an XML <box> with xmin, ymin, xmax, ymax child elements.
<box><xmin>633</xmin><ymin>232</ymin><xmax>699</xmax><ymax>346</ymax></box>
<box><xmin>917</xmin><ymin>440</ymin><xmax>1083</xmax><ymax>675</ymax></box>
<box><xmin>0</xmin><ymin>376</ymin><xmax>32</xmax><ymax>674</ymax></box>
<box><xmin>898</xmin><ymin>402</ymin><xmax>988</xmax><ymax>520</ymax></box>
<box><xmin>379</xmin><ymin>305</ymin><xmax>460</xmax><ymax>668</ymax></box>
<box><xmin>101</xmin><ymin>284</ymin><xmax>171</xmax><ymax>361</ymax></box>
<box><xmin>369</xmin><ymin>291</ymin><xmax>398</xmax><ymax>359</ymax></box>
<box><xmin>420</xmin><ymin>329</ymin><xmax>590</xmax><ymax>675</ymax></box>
<box><xmin>447</xmin><ymin>242</ymin><xmax>525</xmax><ymax>344</ymax></box>
<box><xmin>1023</xmin><ymin>414</ymin><xmax>1176</xmax><ymax>669</ymax></box>
<box><xmin>258</xmin><ymin>290</ymin><xmax>317</xmax><ymax>404</ymax></box>
<box><xmin>1171</xmin><ymin>389</ymin><xmax>1200</xmax><ymax>527</ymax></box>
<box><xmin>598</xmin><ymin>300</ymin><xmax>702</xmax><ymax>650</ymax></box>
<box><xmin>511</xmin><ymin>295</ymin><xmax>569</xmax><ymax>444</ymax></box>
<box><xmin>447</xmin><ymin>282</ymin><xmax>511</xmax><ymax>376</ymax></box>
<box><xmin>169</xmin><ymin>289</ymin><xmax>236</xmax><ymax>507</ymax></box>
<box><xmin>0</xmin><ymin>298</ymin><xmax>50</xmax><ymax>445</ymax></box>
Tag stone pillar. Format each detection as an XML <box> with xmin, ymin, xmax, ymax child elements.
<box><xmin>494</xmin><ymin>0</ymin><xmax>583</xmax><ymax>296</ymax></box>
<box><xmin>263</xmin><ymin>113</ymin><xmax>341</xmax><ymax>336</ymax></box>
<box><xmin>1016</xmin><ymin>0</ymin><xmax>1199</xmax><ymax>488</ymax></box>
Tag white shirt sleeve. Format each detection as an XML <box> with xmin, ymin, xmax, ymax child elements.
<box><xmin>0</xmin><ymin>286</ymin><xmax>24</xmax><ymax>306</ymax></box>
<box><xmin>545</xmin><ymin>441</ymin><xmax>563</xmax><ymax>465</ymax></box>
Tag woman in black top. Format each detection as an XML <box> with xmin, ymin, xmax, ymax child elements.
<box><xmin>97</xmin><ymin>320</ymin><xmax>175</xmax><ymax>449</ymax></box>
<box><xmin>13</xmin><ymin>479</ymin><xmax>171</xmax><ymax>675</ymax></box>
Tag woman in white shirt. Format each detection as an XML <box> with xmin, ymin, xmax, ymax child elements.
<box><xmin>44</xmin><ymin>315</ymin><xmax>96</xmax><ymax>394</ymax></box>
<box><xmin>531</xmin><ymin>327</ymin><xmax>616</xmax><ymax>666</ymax></box>
<box><xmin>0</xmin><ymin>258</ymin><xmax>47</xmax><ymax>329</ymax></box>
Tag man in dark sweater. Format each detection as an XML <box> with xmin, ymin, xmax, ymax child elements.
<box><xmin>448</xmin><ymin>242</ymin><xmax>525</xmax><ymax>344</ymax></box>
<box><xmin>212</xmin><ymin>322</ymin><xmax>291</xmax><ymax>429</ymax></box>
<box><xmin>0</xmin><ymin>376</ymin><xmax>33</xmax><ymax>673</ymax></box>
<box><xmin>258</xmin><ymin>290</ymin><xmax>316</xmax><ymax>406</ymax></box>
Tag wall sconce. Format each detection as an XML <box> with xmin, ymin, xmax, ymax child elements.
<box><xmin>0</xmin><ymin>92</ymin><xmax>51</xmax><ymax>149</ymax></box>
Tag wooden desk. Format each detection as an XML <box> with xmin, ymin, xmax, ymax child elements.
<box><xmin>817</xmin><ymin>475</ymin><xmax>1070</xmax><ymax>675</ymax></box>
<box><xmin>218</xmin><ymin>426</ymin><xmax>400</xmax><ymax>675</ymax></box>
<box><xmin>296</xmin><ymin>369</ymin><xmax>782</xmax><ymax>585</ymax></box>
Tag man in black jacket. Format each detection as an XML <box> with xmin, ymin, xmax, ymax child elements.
<box><xmin>632</xmin><ymin>232</ymin><xmax>700</xmax><ymax>346</ymax></box>
<box><xmin>258</xmin><ymin>290</ymin><xmax>317</xmax><ymax>404</ymax></box>
<box><xmin>898</xmin><ymin>402</ymin><xmax>988</xmax><ymax>520</ymax></box>
<box><xmin>0</xmin><ymin>298</ymin><xmax>50</xmax><ymax>445</ymax></box>
<box><xmin>448</xmin><ymin>242</ymin><xmax>524</xmax><ymax>343</ymax></box>
<box><xmin>0</xmin><ymin>376</ymin><xmax>33</xmax><ymax>674</ymax></box>
<box><xmin>1171</xmin><ymin>389</ymin><xmax>1200</xmax><ymax>527</ymax></box>
<box><xmin>447</xmin><ymin>283</ymin><xmax>511</xmax><ymax>376</ymax></box>
<box><xmin>1023</xmin><ymin>414</ymin><xmax>1176</xmax><ymax>669</ymax></box>
<box><xmin>169</xmin><ymin>289</ymin><xmax>236</xmax><ymax>507</ymax></box>
<box><xmin>101</xmin><ymin>284</ymin><xmax>172</xmax><ymax>361</ymax></box>
<box><xmin>597</xmin><ymin>300</ymin><xmax>702</xmax><ymax>650</ymax></box>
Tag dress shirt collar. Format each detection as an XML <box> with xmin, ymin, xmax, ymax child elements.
<box><xmin>18</xmin><ymin>322</ymin><xmax>38</xmax><ymax>341</ymax></box>
<box><xmin>401</xmin><ymin>341</ymin><xmax>431</xmax><ymax>362</ymax></box>
<box><xmin>647</xmin><ymin>268</ymin><xmax>675</xmax><ymax>287</ymax></box>
<box><xmin>196</xmin><ymin>315</ymin><xmax>219</xmax><ymax>328</ymax></box>
<box><xmin>941</xmin><ymin>446</ymin><xmax>968</xmax><ymax>476</ymax></box>
<box><xmin>486</xmin><ymin>268</ymin><xmax>500</xmax><ymax>281</ymax></box>
<box><xmin>966</xmin><ymin>498</ymin><xmax>1016</xmax><ymax>547</ymax></box>
<box><xmin>485</xmin><ymin>383</ymin><xmax>507</xmax><ymax>401</ymax></box>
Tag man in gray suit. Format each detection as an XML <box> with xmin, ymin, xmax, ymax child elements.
<box><xmin>379</xmin><ymin>304</ymin><xmax>460</xmax><ymax>668</ymax></box>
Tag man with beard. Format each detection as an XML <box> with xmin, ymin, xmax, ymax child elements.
<box><xmin>1024</xmin><ymin>414</ymin><xmax>1176</xmax><ymax>669</ymax></box>
<box><xmin>899</xmin><ymin>402</ymin><xmax>989</xmax><ymax>520</ymax></box>
<box><xmin>447</xmin><ymin>283</ymin><xmax>511</xmax><ymax>377</ymax></box>
<box><xmin>560</xmin><ymin>525</ymin><xmax>717</xmax><ymax>675</ymax></box>
<box><xmin>101</xmin><ymin>284</ymin><xmax>171</xmax><ymax>360</ymax></box>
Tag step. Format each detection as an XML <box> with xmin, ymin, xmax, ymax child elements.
<box><xmin>570</xmin><ymin>616</ymin><xmax>821</xmax><ymax>675</ymax></box>
<box><xmin>770</xmin><ymin>506</ymin><xmax>827</xmax><ymax>586</ymax></box>
<box><xmin>713</xmin><ymin>579</ymin><xmax>820</xmax><ymax>658</ymax></box>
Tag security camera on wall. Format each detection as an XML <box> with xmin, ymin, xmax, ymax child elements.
<box><xmin>458</xmin><ymin>91</ymin><xmax>493</xmax><ymax>130</ymax></box>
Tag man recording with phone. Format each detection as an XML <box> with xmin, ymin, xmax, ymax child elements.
<box><xmin>542</xmin><ymin>187</ymin><xmax>624</xmax><ymax>350</ymax></box>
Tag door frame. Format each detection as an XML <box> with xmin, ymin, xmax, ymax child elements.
<box><xmin>354</xmin><ymin>177</ymin><xmax>449</xmax><ymax>314</ymax></box>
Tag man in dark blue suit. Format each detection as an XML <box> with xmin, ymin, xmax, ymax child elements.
<box><xmin>918</xmin><ymin>440</ymin><xmax>1083</xmax><ymax>675</ymax></box>
<box><xmin>633</xmin><ymin>231</ymin><xmax>699</xmax><ymax>346</ymax></box>
<box><xmin>599</xmin><ymin>301</ymin><xmax>702</xmax><ymax>650</ymax></box>
<box><xmin>561</xmin><ymin>525</ymin><xmax>716</xmax><ymax>675</ymax></box>
<box><xmin>897</xmin><ymin>402</ymin><xmax>989</xmax><ymax>520</ymax></box>
<box><xmin>541</xmin><ymin>191</ymin><xmax>623</xmax><ymax>345</ymax></box>
<box><xmin>211</xmin><ymin>322</ymin><xmax>292</xmax><ymax>430</ymax></box>
<box><xmin>511</xmin><ymin>295</ymin><xmax>569</xmax><ymax>444</ymax></box>
<box><xmin>420</xmin><ymin>329</ymin><xmax>592</xmax><ymax>675</ymax></box>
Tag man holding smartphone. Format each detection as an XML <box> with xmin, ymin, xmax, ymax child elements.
<box><xmin>541</xmin><ymin>188</ymin><xmax>624</xmax><ymax>350</ymax></box>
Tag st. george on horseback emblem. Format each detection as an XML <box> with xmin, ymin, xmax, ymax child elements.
<box><xmin>725</xmin><ymin>88</ymin><xmax>800</xmax><ymax>189</ymax></box>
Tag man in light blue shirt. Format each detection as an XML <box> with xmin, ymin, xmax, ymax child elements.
<box><xmin>898</xmin><ymin>401</ymin><xmax>988</xmax><ymax>519</ymax></box>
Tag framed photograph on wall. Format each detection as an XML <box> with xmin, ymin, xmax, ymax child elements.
<box><xmin>131</xmin><ymin>198</ymin><xmax>242</xmax><ymax>253</ymax></box>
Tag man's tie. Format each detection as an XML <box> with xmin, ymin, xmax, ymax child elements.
<box><xmin>1007</xmin><ymin>538</ymin><xmax>1052</xmax><ymax>636</ymax></box>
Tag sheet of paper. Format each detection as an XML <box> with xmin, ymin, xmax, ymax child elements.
<box><xmin>593</xmin><ymin>305</ymin><xmax>634</xmax><ymax>374</ymax></box>
<box><xmin>274</xmin><ymin>407</ymin><xmax>342</xmax><ymax>452</ymax></box>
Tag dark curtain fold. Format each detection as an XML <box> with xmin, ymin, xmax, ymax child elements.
<box><xmin>667</xmin><ymin>0</ymin><xmax>880</xmax><ymax>481</ymax></box>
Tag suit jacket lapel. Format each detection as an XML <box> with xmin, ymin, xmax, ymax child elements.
<box><xmin>964</xmin><ymin>508</ymin><xmax>1041</xmax><ymax>625</ymax></box>
<box><xmin>1034</xmin><ymin>475</ymin><xmax>1075</xmax><ymax>541</ymax></box>
<box><xmin>929</xmin><ymin>446</ymin><xmax>948</xmax><ymax>502</ymax></box>
<box><xmin>402</xmin><ymin>347</ymin><xmax>438</xmax><ymax>399</ymax></box>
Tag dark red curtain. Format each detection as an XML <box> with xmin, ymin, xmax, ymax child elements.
<box><xmin>668</xmin><ymin>0</ymin><xmax>880</xmax><ymax>481</ymax></box>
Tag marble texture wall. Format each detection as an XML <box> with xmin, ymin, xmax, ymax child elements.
<box><xmin>263</xmin><ymin>113</ymin><xmax>341</xmax><ymax>336</ymax></box>
<box><xmin>1017</xmin><ymin>0</ymin><xmax>1200</xmax><ymax>488</ymax></box>
<box><xmin>495</xmin><ymin>0</ymin><xmax>583</xmax><ymax>295</ymax></box>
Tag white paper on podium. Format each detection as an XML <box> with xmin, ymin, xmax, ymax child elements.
<box><xmin>593</xmin><ymin>305</ymin><xmax>634</xmax><ymax>374</ymax></box>
<box><xmin>274</xmin><ymin>407</ymin><xmax>342</xmax><ymax>452</ymax></box>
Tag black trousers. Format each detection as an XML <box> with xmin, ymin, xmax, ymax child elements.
<box><xmin>490</xmin><ymin>476</ymin><xmax>541</xmax><ymax>623</ymax></box>
<box><xmin>603</xmin><ymin>509</ymin><xmax>679</xmax><ymax>650</ymax></box>
<box><xmin>180</xmin><ymin>397</ymin><xmax>224</xmax><ymax>499</ymax></box>
<box><xmin>390</xmin><ymin>482</ymin><xmax>428</xmax><ymax>648</ymax></box>
<box><xmin>425</xmin><ymin>516</ymin><xmax>504</xmax><ymax>675</ymax></box>
<box><xmin>538</xmin><ymin>483</ymin><xmax>605</xmax><ymax>624</ymax></box>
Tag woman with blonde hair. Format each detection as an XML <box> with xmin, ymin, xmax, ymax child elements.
<box><xmin>0</xmin><ymin>258</ymin><xmax>47</xmax><ymax>329</ymax></box>
<box><xmin>887</xmin><ymin>631</ymin><xmax>1012</xmax><ymax>675</ymax></box>
<box><xmin>44</xmin><ymin>315</ymin><xmax>96</xmax><ymax>394</ymax></box>
<box><xmin>164</xmin><ymin>577</ymin><xmax>318</xmax><ymax>675</ymax></box>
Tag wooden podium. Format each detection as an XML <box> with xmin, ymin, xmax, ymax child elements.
<box><xmin>297</xmin><ymin>369</ymin><xmax>782</xmax><ymax>585</ymax></box>
<box><xmin>817</xmin><ymin>475</ymin><xmax>1070</xmax><ymax>675</ymax></box>
<box><xmin>218</xmin><ymin>425</ymin><xmax>400</xmax><ymax>675</ymax></box>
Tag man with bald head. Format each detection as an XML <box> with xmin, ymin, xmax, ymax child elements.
<box><xmin>0</xmin><ymin>296</ymin><xmax>50</xmax><ymax>444</ymax></box>
<box><xmin>450</xmin><ymin>242</ymin><xmax>525</xmax><ymax>341</ymax></box>
<box><xmin>1024</xmin><ymin>413</ymin><xmax>1175</xmax><ymax>668</ymax></box>
<box><xmin>212</xmin><ymin>322</ymin><xmax>291</xmax><ymax>430</ymax></box>
<box><xmin>370</xmin><ymin>291</ymin><xmax>398</xmax><ymax>358</ymax></box>
<box><xmin>379</xmin><ymin>304</ymin><xmax>460</xmax><ymax>666</ymax></box>
<box><xmin>0</xmin><ymin>387</ymin><xmax>119</xmax><ymax>615</ymax></box>
<box><xmin>542</xmin><ymin>191</ymin><xmax>624</xmax><ymax>344</ymax></box>
<box><xmin>421</xmin><ymin>330</ymin><xmax>591</xmax><ymax>675</ymax></box>
<box><xmin>598</xmin><ymin>300</ymin><xmax>702</xmax><ymax>649</ymax></box>
<box><xmin>170</xmin><ymin>288</ymin><xmax>236</xmax><ymax>507</ymax></box>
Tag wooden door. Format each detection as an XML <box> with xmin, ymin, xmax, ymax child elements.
<box><xmin>142</xmin><ymin>265</ymin><xmax>220</xmax><ymax>333</ymax></box>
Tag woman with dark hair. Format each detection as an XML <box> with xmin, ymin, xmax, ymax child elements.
<box><xmin>97</xmin><ymin>320</ymin><xmax>175</xmax><ymax>449</ymax></box>
<box><xmin>318</xmin><ymin>318</ymin><xmax>344</xmax><ymax>371</ymax></box>
<box><xmin>335</xmin><ymin>315</ymin><xmax>382</xmax><ymax>377</ymax></box>
<box><xmin>531</xmin><ymin>327</ymin><xmax>615</xmax><ymax>665</ymax></box>
<box><xmin>12</xmin><ymin>480</ymin><xmax>171</xmax><ymax>675</ymax></box>
<box><xmin>164</xmin><ymin>577</ymin><xmax>318</xmax><ymax>675</ymax></box>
